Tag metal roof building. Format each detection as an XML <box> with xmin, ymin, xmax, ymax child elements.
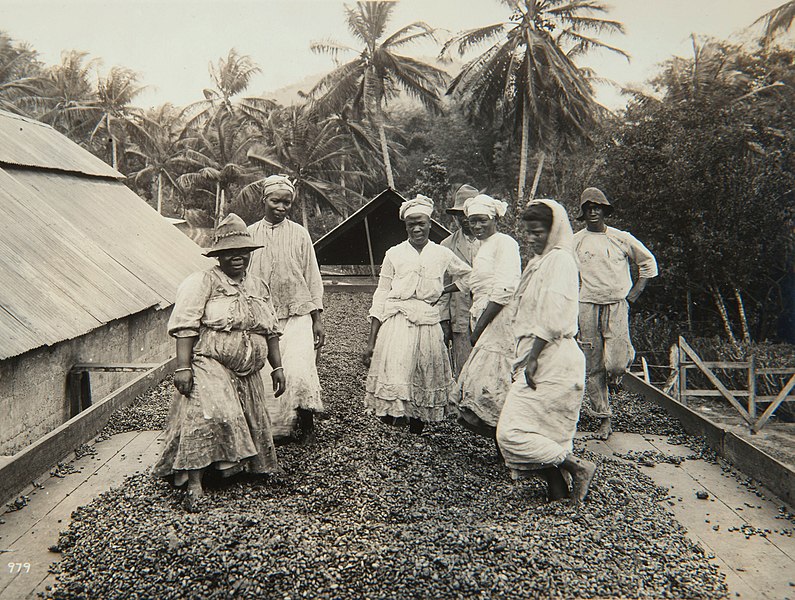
<box><xmin>0</xmin><ymin>110</ymin><xmax>209</xmax><ymax>361</ymax></box>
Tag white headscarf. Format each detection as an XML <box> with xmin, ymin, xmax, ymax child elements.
<box><xmin>399</xmin><ymin>194</ymin><xmax>434</xmax><ymax>220</ymax></box>
<box><xmin>262</xmin><ymin>174</ymin><xmax>296</xmax><ymax>199</ymax></box>
<box><xmin>463</xmin><ymin>194</ymin><xmax>508</xmax><ymax>218</ymax></box>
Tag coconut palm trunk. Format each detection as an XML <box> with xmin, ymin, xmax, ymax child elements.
<box><xmin>157</xmin><ymin>172</ymin><xmax>163</xmax><ymax>214</ymax></box>
<box><xmin>517</xmin><ymin>97</ymin><xmax>530</xmax><ymax>203</ymax></box>
<box><xmin>376</xmin><ymin>115</ymin><xmax>395</xmax><ymax>189</ymax></box>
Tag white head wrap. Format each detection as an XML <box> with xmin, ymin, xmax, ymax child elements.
<box><xmin>262</xmin><ymin>174</ymin><xmax>296</xmax><ymax>199</ymax></box>
<box><xmin>399</xmin><ymin>194</ymin><xmax>434</xmax><ymax>220</ymax></box>
<box><xmin>464</xmin><ymin>194</ymin><xmax>508</xmax><ymax>218</ymax></box>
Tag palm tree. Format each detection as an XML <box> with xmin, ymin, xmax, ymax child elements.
<box><xmin>126</xmin><ymin>103</ymin><xmax>188</xmax><ymax>214</ymax></box>
<box><xmin>442</xmin><ymin>0</ymin><xmax>627</xmax><ymax>203</ymax></box>
<box><xmin>246</xmin><ymin>105</ymin><xmax>368</xmax><ymax>227</ymax></box>
<box><xmin>90</xmin><ymin>66</ymin><xmax>145</xmax><ymax>170</ymax></box>
<box><xmin>185</xmin><ymin>49</ymin><xmax>276</xmax><ymax>130</ymax></box>
<box><xmin>309</xmin><ymin>1</ymin><xmax>448</xmax><ymax>189</ymax></box>
<box><xmin>178</xmin><ymin>110</ymin><xmax>260</xmax><ymax>226</ymax></box>
<box><xmin>755</xmin><ymin>1</ymin><xmax>795</xmax><ymax>49</ymax></box>
<box><xmin>0</xmin><ymin>33</ymin><xmax>46</xmax><ymax>116</ymax></box>
<box><xmin>38</xmin><ymin>50</ymin><xmax>99</xmax><ymax>141</ymax></box>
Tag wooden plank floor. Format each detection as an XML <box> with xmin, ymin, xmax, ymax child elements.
<box><xmin>0</xmin><ymin>430</ymin><xmax>162</xmax><ymax>599</ymax></box>
<box><xmin>583</xmin><ymin>432</ymin><xmax>795</xmax><ymax>600</ymax></box>
<box><xmin>1</xmin><ymin>430</ymin><xmax>793</xmax><ymax>599</ymax></box>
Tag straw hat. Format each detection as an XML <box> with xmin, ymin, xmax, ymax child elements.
<box><xmin>203</xmin><ymin>213</ymin><xmax>262</xmax><ymax>257</ymax></box>
<box><xmin>576</xmin><ymin>187</ymin><xmax>614</xmax><ymax>221</ymax></box>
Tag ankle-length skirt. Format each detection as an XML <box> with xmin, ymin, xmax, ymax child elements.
<box><xmin>365</xmin><ymin>313</ymin><xmax>454</xmax><ymax>423</ymax></box>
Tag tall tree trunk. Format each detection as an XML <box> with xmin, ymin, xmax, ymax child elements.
<box><xmin>158</xmin><ymin>173</ymin><xmax>165</xmax><ymax>214</ymax></box>
<box><xmin>734</xmin><ymin>287</ymin><xmax>751</xmax><ymax>344</ymax></box>
<box><xmin>710</xmin><ymin>282</ymin><xmax>738</xmax><ymax>345</ymax></box>
<box><xmin>105</xmin><ymin>114</ymin><xmax>119</xmax><ymax>169</ymax></box>
<box><xmin>528</xmin><ymin>151</ymin><xmax>546</xmax><ymax>203</ymax></box>
<box><xmin>301</xmin><ymin>197</ymin><xmax>309</xmax><ymax>229</ymax></box>
<box><xmin>214</xmin><ymin>182</ymin><xmax>221</xmax><ymax>227</ymax></box>
<box><xmin>219</xmin><ymin>188</ymin><xmax>226</xmax><ymax>223</ymax></box>
<box><xmin>516</xmin><ymin>96</ymin><xmax>530</xmax><ymax>204</ymax></box>
<box><xmin>377</xmin><ymin>117</ymin><xmax>395</xmax><ymax>189</ymax></box>
<box><xmin>340</xmin><ymin>157</ymin><xmax>348</xmax><ymax>218</ymax></box>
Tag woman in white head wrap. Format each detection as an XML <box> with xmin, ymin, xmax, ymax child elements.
<box><xmin>496</xmin><ymin>199</ymin><xmax>596</xmax><ymax>505</ymax></box>
<box><xmin>452</xmin><ymin>194</ymin><xmax>521</xmax><ymax>444</ymax></box>
<box><xmin>363</xmin><ymin>195</ymin><xmax>471</xmax><ymax>434</ymax></box>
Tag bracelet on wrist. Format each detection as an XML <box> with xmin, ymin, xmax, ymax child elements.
<box><xmin>174</xmin><ymin>367</ymin><xmax>192</xmax><ymax>374</ymax></box>
<box><xmin>271</xmin><ymin>366</ymin><xmax>284</xmax><ymax>374</ymax></box>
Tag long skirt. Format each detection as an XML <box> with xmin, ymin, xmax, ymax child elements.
<box><xmin>264</xmin><ymin>314</ymin><xmax>324</xmax><ymax>439</ymax></box>
<box><xmin>365</xmin><ymin>313</ymin><xmax>454</xmax><ymax>423</ymax></box>
<box><xmin>152</xmin><ymin>353</ymin><xmax>280</xmax><ymax>477</ymax></box>
<box><xmin>496</xmin><ymin>337</ymin><xmax>585</xmax><ymax>479</ymax></box>
<box><xmin>454</xmin><ymin>305</ymin><xmax>515</xmax><ymax>432</ymax></box>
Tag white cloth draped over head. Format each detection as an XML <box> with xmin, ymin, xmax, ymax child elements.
<box><xmin>399</xmin><ymin>194</ymin><xmax>434</xmax><ymax>220</ymax></box>
<box><xmin>262</xmin><ymin>174</ymin><xmax>296</xmax><ymax>199</ymax></box>
<box><xmin>464</xmin><ymin>194</ymin><xmax>508</xmax><ymax>218</ymax></box>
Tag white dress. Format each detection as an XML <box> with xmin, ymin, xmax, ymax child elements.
<box><xmin>365</xmin><ymin>241</ymin><xmax>471</xmax><ymax>422</ymax></box>
<box><xmin>454</xmin><ymin>232</ymin><xmax>521</xmax><ymax>430</ymax></box>
<box><xmin>496</xmin><ymin>200</ymin><xmax>586</xmax><ymax>477</ymax></box>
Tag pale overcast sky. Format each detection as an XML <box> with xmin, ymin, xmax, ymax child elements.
<box><xmin>1</xmin><ymin>0</ymin><xmax>783</xmax><ymax>110</ymax></box>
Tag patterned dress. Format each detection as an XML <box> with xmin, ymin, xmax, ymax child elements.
<box><xmin>153</xmin><ymin>267</ymin><xmax>281</xmax><ymax>477</ymax></box>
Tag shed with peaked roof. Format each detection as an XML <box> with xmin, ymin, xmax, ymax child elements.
<box><xmin>0</xmin><ymin>110</ymin><xmax>209</xmax><ymax>456</ymax></box>
<box><xmin>313</xmin><ymin>189</ymin><xmax>451</xmax><ymax>275</ymax></box>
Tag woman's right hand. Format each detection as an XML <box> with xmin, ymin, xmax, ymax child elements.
<box><xmin>362</xmin><ymin>346</ymin><xmax>374</xmax><ymax>367</ymax></box>
<box><xmin>174</xmin><ymin>369</ymin><xmax>194</xmax><ymax>396</ymax></box>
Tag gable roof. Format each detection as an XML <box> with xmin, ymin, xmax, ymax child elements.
<box><xmin>313</xmin><ymin>188</ymin><xmax>451</xmax><ymax>266</ymax></box>
<box><xmin>0</xmin><ymin>111</ymin><xmax>210</xmax><ymax>360</ymax></box>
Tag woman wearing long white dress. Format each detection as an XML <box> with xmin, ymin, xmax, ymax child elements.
<box><xmin>453</xmin><ymin>194</ymin><xmax>521</xmax><ymax>438</ymax></box>
<box><xmin>496</xmin><ymin>199</ymin><xmax>597</xmax><ymax>505</ymax></box>
<box><xmin>362</xmin><ymin>195</ymin><xmax>471</xmax><ymax>434</ymax></box>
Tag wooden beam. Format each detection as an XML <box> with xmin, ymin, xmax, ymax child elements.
<box><xmin>71</xmin><ymin>363</ymin><xmax>161</xmax><ymax>372</ymax></box>
<box><xmin>678</xmin><ymin>337</ymin><xmax>751</xmax><ymax>423</ymax></box>
<box><xmin>0</xmin><ymin>357</ymin><xmax>175</xmax><ymax>508</ymax></box>
<box><xmin>363</xmin><ymin>215</ymin><xmax>376</xmax><ymax>282</ymax></box>
<box><xmin>753</xmin><ymin>373</ymin><xmax>795</xmax><ymax>433</ymax></box>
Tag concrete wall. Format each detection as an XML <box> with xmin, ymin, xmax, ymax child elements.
<box><xmin>0</xmin><ymin>307</ymin><xmax>173</xmax><ymax>456</ymax></box>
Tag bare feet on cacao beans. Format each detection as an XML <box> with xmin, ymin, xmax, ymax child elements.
<box><xmin>595</xmin><ymin>417</ymin><xmax>612</xmax><ymax>440</ymax></box>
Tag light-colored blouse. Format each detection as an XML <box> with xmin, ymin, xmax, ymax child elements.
<box><xmin>369</xmin><ymin>240</ymin><xmax>471</xmax><ymax>326</ymax></box>
<box><xmin>469</xmin><ymin>232</ymin><xmax>521</xmax><ymax>319</ymax></box>
<box><xmin>168</xmin><ymin>267</ymin><xmax>281</xmax><ymax>339</ymax></box>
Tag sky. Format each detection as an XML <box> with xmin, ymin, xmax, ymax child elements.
<box><xmin>1</xmin><ymin>0</ymin><xmax>784</xmax><ymax>111</ymax></box>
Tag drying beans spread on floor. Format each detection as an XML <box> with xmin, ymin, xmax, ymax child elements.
<box><xmin>45</xmin><ymin>293</ymin><xmax>729</xmax><ymax>599</ymax></box>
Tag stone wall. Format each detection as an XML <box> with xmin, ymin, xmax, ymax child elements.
<box><xmin>0</xmin><ymin>307</ymin><xmax>172</xmax><ymax>455</ymax></box>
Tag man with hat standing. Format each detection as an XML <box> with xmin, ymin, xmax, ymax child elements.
<box><xmin>248</xmin><ymin>175</ymin><xmax>325</xmax><ymax>445</ymax></box>
<box><xmin>573</xmin><ymin>187</ymin><xmax>658</xmax><ymax>440</ymax></box>
<box><xmin>440</xmin><ymin>184</ymin><xmax>480</xmax><ymax>377</ymax></box>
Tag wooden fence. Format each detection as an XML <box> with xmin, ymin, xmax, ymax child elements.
<box><xmin>659</xmin><ymin>336</ymin><xmax>795</xmax><ymax>433</ymax></box>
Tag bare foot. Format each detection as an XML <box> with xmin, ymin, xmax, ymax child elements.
<box><xmin>595</xmin><ymin>418</ymin><xmax>612</xmax><ymax>440</ymax></box>
<box><xmin>183</xmin><ymin>485</ymin><xmax>204</xmax><ymax>513</ymax></box>
<box><xmin>544</xmin><ymin>467</ymin><xmax>570</xmax><ymax>502</ymax></box>
<box><xmin>570</xmin><ymin>460</ymin><xmax>597</xmax><ymax>505</ymax></box>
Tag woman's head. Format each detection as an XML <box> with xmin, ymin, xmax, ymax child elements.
<box><xmin>521</xmin><ymin>202</ymin><xmax>553</xmax><ymax>256</ymax></box>
<box><xmin>262</xmin><ymin>175</ymin><xmax>296</xmax><ymax>223</ymax></box>
<box><xmin>464</xmin><ymin>194</ymin><xmax>508</xmax><ymax>240</ymax></box>
<box><xmin>204</xmin><ymin>213</ymin><xmax>262</xmax><ymax>278</ymax></box>
<box><xmin>400</xmin><ymin>195</ymin><xmax>434</xmax><ymax>247</ymax></box>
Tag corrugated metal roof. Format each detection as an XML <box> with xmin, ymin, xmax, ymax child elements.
<box><xmin>0</xmin><ymin>166</ymin><xmax>211</xmax><ymax>360</ymax></box>
<box><xmin>0</xmin><ymin>110</ymin><xmax>121</xmax><ymax>179</ymax></box>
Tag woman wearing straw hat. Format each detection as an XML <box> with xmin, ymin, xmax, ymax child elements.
<box><xmin>362</xmin><ymin>195</ymin><xmax>471</xmax><ymax>434</ymax></box>
<box><xmin>453</xmin><ymin>194</ymin><xmax>521</xmax><ymax>441</ymax></box>
<box><xmin>153</xmin><ymin>213</ymin><xmax>284</xmax><ymax>512</ymax></box>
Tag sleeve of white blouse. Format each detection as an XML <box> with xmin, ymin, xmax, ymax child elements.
<box><xmin>368</xmin><ymin>254</ymin><xmax>395</xmax><ymax>322</ymax></box>
<box><xmin>531</xmin><ymin>252</ymin><xmax>580</xmax><ymax>342</ymax></box>
<box><xmin>446</xmin><ymin>251</ymin><xmax>472</xmax><ymax>294</ymax></box>
<box><xmin>167</xmin><ymin>270</ymin><xmax>213</xmax><ymax>338</ymax></box>
<box><xmin>488</xmin><ymin>236</ymin><xmax>521</xmax><ymax>305</ymax></box>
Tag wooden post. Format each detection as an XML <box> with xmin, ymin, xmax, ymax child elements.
<box><xmin>363</xmin><ymin>215</ymin><xmax>376</xmax><ymax>282</ymax></box>
<box><xmin>641</xmin><ymin>356</ymin><xmax>651</xmax><ymax>384</ymax></box>
<box><xmin>748</xmin><ymin>354</ymin><xmax>756</xmax><ymax>426</ymax></box>
<box><xmin>678</xmin><ymin>337</ymin><xmax>687</xmax><ymax>406</ymax></box>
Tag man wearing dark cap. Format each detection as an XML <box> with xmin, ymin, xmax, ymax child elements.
<box><xmin>573</xmin><ymin>187</ymin><xmax>658</xmax><ymax>440</ymax></box>
<box><xmin>440</xmin><ymin>184</ymin><xmax>480</xmax><ymax>377</ymax></box>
